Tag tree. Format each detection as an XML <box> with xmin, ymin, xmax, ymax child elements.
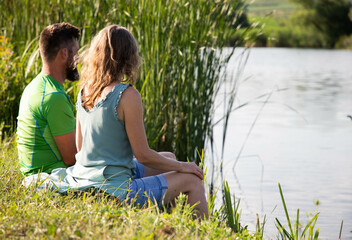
<box><xmin>290</xmin><ymin>0</ymin><xmax>352</xmax><ymax>47</ymax></box>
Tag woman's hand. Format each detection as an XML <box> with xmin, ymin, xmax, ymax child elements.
<box><xmin>178</xmin><ymin>162</ymin><xmax>204</xmax><ymax>180</ymax></box>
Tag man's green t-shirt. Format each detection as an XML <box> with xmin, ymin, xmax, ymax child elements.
<box><xmin>17</xmin><ymin>73</ymin><xmax>75</xmax><ymax>176</ymax></box>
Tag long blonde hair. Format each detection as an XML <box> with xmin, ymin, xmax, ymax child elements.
<box><xmin>80</xmin><ymin>25</ymin><xmax>140</xmax><ymax>109</ymax></box>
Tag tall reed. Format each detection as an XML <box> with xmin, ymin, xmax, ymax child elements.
<box><xmin>0</xmin><ymin>0</ymin><xmax>251</xmax><ymax>163</ymax></box>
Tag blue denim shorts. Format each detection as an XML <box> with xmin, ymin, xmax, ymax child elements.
<box><xmin>127</xmin><ymin>159</ymin><xmax>168</xmax><ymax>207</ymax></box>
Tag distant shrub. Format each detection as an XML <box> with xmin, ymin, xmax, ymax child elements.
<box><xmin>335</xmin><ymin>34</ymin><xmax>352</xmax><ymax>49</ymax></box>
<box><xmin>248</xmin><ymin>13</ymin><xmax>333</xmax><ymax>48</ymax></box>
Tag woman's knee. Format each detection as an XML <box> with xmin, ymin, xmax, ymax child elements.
<box><xmin>182</xmin><ymin>173</ymin><xmax>205</xmax><ymax>192</ymax></box>
<box><xmin>164</xmin><ymin>172</ymin><xmax>202</xmax><ymax>193</ymax></box>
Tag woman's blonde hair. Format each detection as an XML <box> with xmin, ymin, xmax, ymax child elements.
<box><xmin>80</xmin><ymin>25</ymin><xmax>140</xmax><ymax>109</ymax></box>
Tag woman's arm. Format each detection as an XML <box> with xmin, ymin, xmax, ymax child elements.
<box><xmin>76</xmin><ymin>117</ymin><xmax>83</xmax><ymax>152</ymax></box>
<box><xmin>118</xmin><ymin>87</ymin><xmax>203</xmax><ymax>180</ymax></box>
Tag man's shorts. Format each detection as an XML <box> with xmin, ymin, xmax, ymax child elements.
<box><xmin>127</xmin><ymin>159</ymin><xmax>168</xmax><ymax>207</ymax></box>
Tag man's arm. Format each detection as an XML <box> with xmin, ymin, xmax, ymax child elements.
<box><xmin>45</xmin><ymin>93</ymin><xmax>77</xmax><ymax>167</ymax></box>
<box><xmin>53</xmin><ymin>131</ymin><xmax>77</xmax><ymax>166</ymax></box>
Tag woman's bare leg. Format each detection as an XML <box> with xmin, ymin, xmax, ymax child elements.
<box><xmin>163</xmin><ymin>171</ymin><xmax>208</xmax><ymax>219</ymax></box>
<box><xmin>140</xmin><ymin>153</ymin><xmax>208</xmax><ymax>218</ymax></box>
<box><xmin>164</xmin><ymin>172</ymin><xmax>208</xmax><ymax>219</ymax></box>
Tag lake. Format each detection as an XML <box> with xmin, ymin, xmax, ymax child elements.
<box><xmin>208</xmin><ymin>47</ymin><xmax>352</xmax><ymax>239</ymax></box>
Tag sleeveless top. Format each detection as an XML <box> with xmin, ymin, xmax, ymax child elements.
<box><xmin>66</xmin><ymin>83</ymin><xmax>136</xmax><ymax>198</ymax></box>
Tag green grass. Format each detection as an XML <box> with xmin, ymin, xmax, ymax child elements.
<box><xmin>1</xmin><ymin>137</ymin><xmax>328</xmax><ymax>239</ymax></box>
<box><xmin>247</xmin><ymin>0</ymin><xmax>297</xmax><ymax>17</ymax></box>
<box><xmin>275</xmin><ymin>183</ymin><xmax>320</xmax><ymax>240</ymax></box>
<box><xmin>0</xmin><ymin>139</ymin><xmax>264</xmax><ymax>239</ymax></box>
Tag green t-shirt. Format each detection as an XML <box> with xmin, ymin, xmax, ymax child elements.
<box><xmin>17</xmin><ymin>73</ymin><xmax>75</xmax><ymax>176</ymax></box>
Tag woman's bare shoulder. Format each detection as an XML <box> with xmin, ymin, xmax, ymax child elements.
<box><xmin>117</xmin><ymin>86</ymin><xmax>142</xmax><ymax>121</ymax></box>
<box><xmin>120</xmin><ymin>86</ymin><xmax>142</xmax><ymax>107</ymax></box>
<box><xmin>122</xmin><ymin>86</ymin><xmax>141</xmax><ymax>99</ymax></box>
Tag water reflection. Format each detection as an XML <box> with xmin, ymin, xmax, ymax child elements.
<box><xmin>209</xmin><ymin>48</ymin><xmax>352</xmax><ymax>239</ymax></box>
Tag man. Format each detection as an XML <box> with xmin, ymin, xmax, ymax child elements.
<box><xmin>17</xmin><ymin>23</ymin><xmax>80</xmax><ymax>176</ymax></box>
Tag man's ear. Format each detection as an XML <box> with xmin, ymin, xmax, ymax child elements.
<box><xmin>59</xmin><ymin>48</ymin><xmax>69</xmax><ymax>62</ymax></box>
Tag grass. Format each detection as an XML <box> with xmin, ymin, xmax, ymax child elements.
<box><xmin>0</xmin><ymin>0</ymin><xmax>254</xmax><ymax>164</ymax></box>
<box><xmin>247</xmin><ymin>0</ymin><xmax>297</xmax><ymax>17</ymax></box>
<box><xmin>1</xmin><ymin>137</ymin><xmax>328</xmax><ymax>239</ymax></box>
<box><xmin>0</xmin><ymin>138</ymin><xmax>264</xmax><ymax>239</ymax></box>
<box><xmin>275</xmin><ymin>183</ymin><xmax>320</xmax><ymax>240</ymax></box>
<box><xmin>223</xmin><ymin>181</ymin><xmax>243</xmax><ymax>233</ymax></box>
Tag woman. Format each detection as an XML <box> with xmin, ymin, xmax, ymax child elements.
<box><xmin>73</xmin><ymin>25</ymin><xmax>208</xmax><ymax>219</ymax></box>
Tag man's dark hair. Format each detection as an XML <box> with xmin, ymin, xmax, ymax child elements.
<box><xmin>39</xmin><ymin>22</ymin><xmax>80</xmax><ymax>62</ymax></box>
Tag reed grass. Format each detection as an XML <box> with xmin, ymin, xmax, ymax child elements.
<box><xmin>0</xmin><ymin>0</ymin><xmax>253</xmax><ymax>163</ymax></box>
<box><xmin>223</xmin><ymin>181</ymin><xmax>244</xmax><ymax>233</ymax></box>
<box><xmin>339</xmin><ymin>220</ymin><xmax>344</xmax><ymax>240</ymax></box>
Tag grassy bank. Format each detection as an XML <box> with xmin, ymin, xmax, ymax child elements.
<box><xmin>1</xmin><ymin>137</ymin><xmax>326</xmax><ymax>239</ymax></box>
<box><xmin>0</xmin><ymin>139</ymin><xmax>264</xmax><ymax>239</ymax></box>
<box><xmin>247</xmin><ymin>0</ymin><xmax>297</xmax><ymax>17</ymax></box>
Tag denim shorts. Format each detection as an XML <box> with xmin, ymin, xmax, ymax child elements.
<box><xmin>127</xmin><ymin>159</ymin><xmax>168</xmax><ymax>207</ymax></box>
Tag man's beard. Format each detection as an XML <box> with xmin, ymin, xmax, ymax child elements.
<box><xmin>66</xmin><ymin>56</ymin><xmax>80</xmax><ymax>82</ymax></box>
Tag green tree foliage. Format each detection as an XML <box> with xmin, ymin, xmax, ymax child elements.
<box><xmin>289</xmin><ymin>0</ymin><xmax>352</xmax><ymax>47</ymax></box>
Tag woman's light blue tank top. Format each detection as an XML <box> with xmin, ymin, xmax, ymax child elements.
<box><xmin>67</xmin><ymin>83</ymin><xmax>135</xmax><ymax>198</ymax></box>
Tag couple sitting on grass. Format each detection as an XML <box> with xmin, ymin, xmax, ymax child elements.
<box><xmin>17</xmin><ymin>23</ymin><xmax>208</xmax><ymax>219</ymax></box>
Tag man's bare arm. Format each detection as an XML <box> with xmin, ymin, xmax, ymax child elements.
<box><xmin>53</xmin><ymin>131</ymin><xmax>77</xmax><ymax>166</ymax></box>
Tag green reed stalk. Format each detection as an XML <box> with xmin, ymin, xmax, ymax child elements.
<box><xmin>338</xmin><ymin>220</ymin><xmax>343</xmax><ymax>239</ymax></box>
<box><xmin>1</xmin><ymin>0</ymin><xmax>250</xmax><ymax>163</ymax></box>
<box><xmin>223</xmin><ymin>181</ymin><xmax>244</xmax><ymax>233</ymax></box>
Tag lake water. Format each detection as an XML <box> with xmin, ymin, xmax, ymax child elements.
<box><xmin>209</xmin><ymin>47</ymin><xmax>352</xmax><ymax>239</ymax></box>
